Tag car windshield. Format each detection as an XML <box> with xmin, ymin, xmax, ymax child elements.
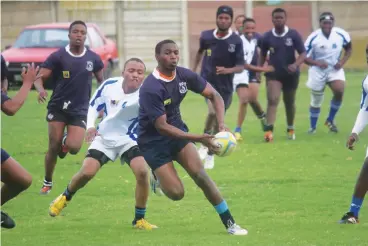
<box><xmin>13</xmin><ymin>28</ymin><xmax>90</xmax><ymax>48</ymax></box>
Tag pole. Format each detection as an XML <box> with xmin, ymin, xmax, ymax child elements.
<box><xmin>181</xmin><ymin>0</ymin><xmax>189</xmax><ymax>68</ymax></box>
<box><xmin>115</xmin><ymin>1</ymin><xmax>125</xmax><ymax>70</ymax></box>
<box><xmin>311</xmin><ymin>1</ymin><xmax>318</xmax><ymax>31</ymax></box>
<box><xmin>245</xmin><ymin>0</ymin><xmax>253</xmax><ymax>18</ymax></box>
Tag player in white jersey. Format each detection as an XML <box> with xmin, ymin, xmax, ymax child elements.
<box><xmin>233</xmin><ymin>18</ymin><xmax>274</xmax><ymax>141</ymax></box>
<box><xmin>48</xmin><ymin>58</ymin><xmax>157</xmax><ymax>230</ymax></box>
<box><xmin>304</xmin><ymin>12</ymin><xmax>352</xmax><ymax>134</ymax></box>
<box><xmin>339</xmin><ymin>45</ymin><xmax>368</xmax><ymax>224</ymax></box>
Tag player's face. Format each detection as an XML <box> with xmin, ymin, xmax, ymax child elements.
<box><xmin>216</xmin><ymin>14</ymin><xmax>232</xmax><ymax>31</ymax></box>
<box><xmin>234</xmin><ymin>17</ymin><xmax>245</xmax><ymax>33</ymax></box>
<box><xmin>69</xmin><ymin>24</ymin><xmax>87</xmax><ymax>47</ymax></box>
<box><xmin>320</xmin><ymin>20</ymin><xmax>333</xmax><ymax>35</ymax></box>
<box><xmin>272</xmin><ymin>12</ymin><xmax>286</xmax><ymax>29</ymax></box>
<box><xmin>123</xmin><ymin>61</ymin><xmax>146</xmax><ymax>90</ymax></box>
<box><xmin>157</xmin><ymin>43</ymin><xmax>179</xmax><ymax>71</ymax></box>
<box><xmin>243</xmin><ymin>21</ymin><xmax>256</xmax><ymax>40</ymax></box>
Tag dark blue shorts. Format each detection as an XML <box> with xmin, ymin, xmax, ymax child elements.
<box><xmin>46</xmin><ymin>108</ymin><xmax>87</xmax><ymax>129</ymax></box>
<box><xmin>265</xmin><ymin>72</ymin><xmax>300</xmax><ymax>92</ymax></box>
<box><xmin>249</xmin><ymin>71</ymin><xmax>260</xmax><ymax>83</ymax></box>
<box><xmin>1</xmin><ymin>148</ymin><xmax>10</xmax><ymax>164</ymax></box>
<box><xmin>138</xmin><ymin>138</ymin><xmax>190</xmax><ymax>171</ymax></box>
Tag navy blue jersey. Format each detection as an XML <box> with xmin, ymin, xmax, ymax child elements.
<box><xmin>41</xmin><ymin>45</ymin><xmax>104</xmax><ymax>116</ymax></box>
<box><xmin>1</xmin><ymin>91</ymin><xmax>10</xmax><ymax>106</ymax></box>
<box><xmin>261</xmin><ymin>27</ymin><xmax>305</xmax><ymax>77</ymax></box>
<box><xmin>1</xmin><ymin>55</ymin><xmax>7</xmax><ymax>81</ymax></box>
<box><xmin>250</xmin><ymin>33</ymin><xmax>262</xmax><ymax>66</ymax></box>
<box><xmin>138</xmin><ymin>67</ymin><xmax>207</xmax><ymax>145</ymax></box>
<box><xmin>199</xmin><ymin>29</ymin><xmax>244</xmax><ymax>94</ymax></box>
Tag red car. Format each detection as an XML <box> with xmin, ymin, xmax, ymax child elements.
<box><xmin>2</xmin><ymin>22</ymin><xmax>118</xmax><ymax>88</ymax></box>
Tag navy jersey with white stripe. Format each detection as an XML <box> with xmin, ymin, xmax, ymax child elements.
<box><xmin>199</xmin><ymin>29</ymin><xmax>244</xmax><ymax>93</ymax></box>
<box><xmin>41</xmin><ymin>45</ymin><xmax>104</xmax><ymax>116</ymax></box>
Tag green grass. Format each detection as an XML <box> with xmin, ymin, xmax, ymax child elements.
<box><xmin>2</xmin><ymin>72</ymin><xmax>368</xmax><ymax>245</ymax></box>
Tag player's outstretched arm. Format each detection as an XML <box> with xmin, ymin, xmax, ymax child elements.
<box><xmin>1</xmin><ymin>64</ymin><xmax>40</xmax><ymax>116</ymax></box>
<box><xmin>244</xmin><ymin>63</ymin><xmax>274</xmax><ymax>73</ymax></box>
<box><xmin>201</xmin><ymin>83</ymin><xmax>226</xmax><ymax>131</ymax></box>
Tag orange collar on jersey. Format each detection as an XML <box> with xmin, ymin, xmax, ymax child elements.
<box><xmin>158</xmin><ymin>70</ymin><xmax>175</xmax><ymax>81</ymax></box>
<box><xmin>216</xmin><ymin>31</ymin><xmax>229</xmax><ymax>38</ymax></box>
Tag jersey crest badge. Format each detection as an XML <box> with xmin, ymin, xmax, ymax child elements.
<box><xmin>86</xmin><ymin>61</ymin><xmax>94</xmax><ymax>72</ymax></box>
<box><xmin>111</xmin><ymin>99</ymin><xmax>120</xmax><ymax>106</ymax></box>
<box><xmin>228</xmin><ymin>44</ymin><xmax>235</xmax><ymax>53</ymax></box>
<box><xmin>62</xmin><ymin>71</ymin><xmax>70</xmax><ymax>79</ymax></box>
<box><xmin>332</xmin><ymin>43</ymin><xmax>337</xmax><ymax>49</ymax></box>
<box><xmin>285</xmin><ymin>37</ymin><xmax>293</xmax><ymax>46</ymax></box>
<box><xmin>179</xmin><ymin>81</ymin><xmax>187</xmax><ymax>94</ymax></box>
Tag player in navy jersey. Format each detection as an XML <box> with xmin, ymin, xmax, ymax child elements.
<box><xmin>34</xmin><ymin>20</ymin><xmax>105</xmax><ymax>194</ymax></box>
<box><xmin>1</xmin><ymin>64</ymin><xmax>40</xmax><ymax>229</ymax></box>
<box><xmin>193</xmin><ymin>5</ymin><xmax>244</xmax><ymax>169</ymax></box>
<box><xmin>260</xmin><ymin>8</ymin><xmax>306</xmax><ymax>142</ymax></box>
<box><xmin>339</xmin><ymin>45</ymin><xmax>368</xmax><ymax>224</ymax></box>
<box><xmin>233</xmin><ymin>18</ymin><xmax>274</xmax><ymax>141</ymax></box>
<box><xmin>138</xmin><ymin>39</ymin><xmax>248</xmax><ymax>235</ymax></box>
<box><xmin>1</xmin><ymin>54</ymin><xmax>8</xmax><ymax>94</ymax></box>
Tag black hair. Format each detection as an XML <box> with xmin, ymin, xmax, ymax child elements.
<box><xmin>155</xmin><ymin>40</ymin><xmax>176</xmax><ymax>55</ymax></box>
<box><xmin>234</xmin><ymin>14</ymin><xmax>246</xmax><ymax>23</ymax></box>
<box><xmin>272</xmin><ymin>8</ymin><xmax>287</xmax><ymax>17</ymax></box>
<box><xmin>243</xmin><ymin>18</ymin><xmax>256</xmax><ymax>25</ymax></box>
<box><xmin>123</xmin><ymin>57</ymin><xmax>146</xmax><ymax>71</ymax></box>
<box><xmin>69</xmin><ymin>20</ymin><xmax>87</xmax><ymax>33</ymax></box>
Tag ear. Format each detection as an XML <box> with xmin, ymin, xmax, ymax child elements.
<box><xmin>155</xmin><ymin>54</ymin><xmax>159</xmax><ymax>62</ymax></box>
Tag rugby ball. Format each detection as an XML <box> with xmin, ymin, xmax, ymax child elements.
<box><xmin>213</xmin><ymin>131</ymin><xmax>237</xmax><ymax>157</ymax></box>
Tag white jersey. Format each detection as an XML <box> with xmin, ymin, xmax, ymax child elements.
<box><xmin>87</xmin><ymin>77</ymin><xmax>139</xmax><ymax>148</ymax></box>
<box><xmin>233</xmin><ymin>35</ymin><xmax>257</xmax><ymax>87</ymax></box>
<box><xmin>304</xmin><ymin>27</ymin><xmax>351</xmax><ymax>69</ymax></box>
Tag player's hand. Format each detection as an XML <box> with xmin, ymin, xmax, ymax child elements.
<box><xmin>216</xmin><ymin>66</ymin><xmax>230</xmax><ymax>75</ymax></box>
<box><xmin>265</xmin><ymin>65</ymin><xmax>275</xmax><ymax>73</ymax></box>
<box><xmin>199</xmin><ymin>134</ymin><xmax>221</xmax><ymax>154</ymax></box>
<box><xmin>85</xmin><ymin>127</ymin><xmax>98</xmax><ymax>143</ymax></box>
<box><xmin>218</xmin><ymin>124</ymin><xmax>230</xmax><ymax>132</ymax></box>
<box><xmin>21</xmin><ymin>63</ymin><xmax>42</xmax><ymax>85</ymax></box>
<box><xmin>287</xmin><ymin>63</ymin><xmax>298</xmax><ymax>73</ymax></box>
<box><xmin>38</xmin><ymin>91</ymin><xmax>48</xmax><ymax>104</ymax></box>
<box><xmin>346</xmin><ymin>133</ymin><xmax>358</xmax><ymax>150</ymax></box>
<box><xmin>334</xmin><ymin>61</ymin><xmax>343</xmax><ymax>70</ymax></box>
<box><xmin>255</xmin><ymin>72</ymin><xmax>261</xmax><ymax>81</ymax></box>
<box><xmin>317</xmin><ymin>61</ymin><xmax>328</xmax><ymax>69</ymax></box>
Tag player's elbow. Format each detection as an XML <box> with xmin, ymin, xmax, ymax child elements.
<box><xmin>2</xmin><ymin>103</ymin><xmax>20</xmax><ymax>116</ymax></box>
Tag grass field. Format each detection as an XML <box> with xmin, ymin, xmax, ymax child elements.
<box><xmin>1</xmin><ymin>72</ymin><xmax>368</xmax><ymax>245</ymax></box>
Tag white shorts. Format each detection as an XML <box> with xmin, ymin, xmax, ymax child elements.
<box><xmin>233</xmin><ymin>70</ymin><xmax>249</xmax><ymax>91</ymax></box>
<box><xmin>88</xmin><ymin>136</ymin><xmax>137</xmax><ymax>164</ymax></box>
<box><xmin>306</xmin><ymin>66</ymin><xmax>346</xmax><ymax>91</ymax></box>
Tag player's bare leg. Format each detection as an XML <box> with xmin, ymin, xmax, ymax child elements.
<box><xmin>283</xmin><ymin>88</ymin><xmax>297</xmax><ymax>140</ymax></box>
<box><xmin>248</xmin><ymin>83</ymin><xmax>266</xmax><ymax>130</ymax></box>
<box><xmin>340</xmin><ymin>157</ymin><xmax>368</xmax><ymax>223</ymax></box>
<box><xmin>264</xmin><ymin>80</ymin><xmax>282</xmax><ymax>142</ymax></box>
<box><xmin>1</xmin><ymin>157</ymin><xmax>32</xmax><ymax>229</ymax></box>
<box><xmin>130</xmin><ymin>156</ymin><xmax>157</xmax><ymax>230</ymax></box>
<box><xmin>153</xmin><ymin>162</ymin><xmax>185</xmax><ymax>201</ymax></box>
<box><xmin>234</xmin><ymin>85</ymin><xmax>249</xmax><ymax>141</ymax></box>
<box><xmin>59</xmin><ymin>125</ymin><xmax>86</xmax><ymax>158</ymax></box>
<box><xmin>202</xmin><ymin>100</ymin><xmax>217</xmax><ymax>169</ymax></box>
<box><xmin>49</xmin><ymin>156</ymin><xmax>101</xmax><ymax>216</ymax></box>
<box><xmin>41</xmin><ymin>121</ymin><xmax>66</xmax><ymax>194</ymax></box>
<box><xmin>176</xmin><ymin>143</ymin><xmax>248</xmax><ymax>235</ymax></box>
<box><xmin>326</xmin><ymin>80</ymin><xmax>344</xmax><ymax>133</ymax></box>
<box><xmin>198</xmin><ymin>100</ymin><xmax>216</xmax><ymax>162</ymax></box>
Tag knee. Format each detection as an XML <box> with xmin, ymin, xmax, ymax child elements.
<box><xmin>169</xmin><ymin>188</ymin><xmax>185</xmax><ymax>201</ymax></box>
<box><xmin>21</xmin><ymin>173</ymin><xmax>32</xmax><ymax>190</ymax></box>
<box><xmin>49</xmin><ymin>140</ymin><xmax>62</xmax><ymax>154</ymax></box>
<box><xmin>134</xmin><ymin>167</ymin><xmax>149</xmax><ymax>183</ymax></box>
<box><xmin>68</xmin><ymin>147</ymin><xmax>81</xmax><ymax>155</ymax></box>
<box><xmin>208</xmin><ymin>111</ymin><xmax>216</xmax><ymax>118</ymax></box>
<box><xmin>191</xmin><ymin>169</ymin><xmax>210</xmax><ymax>188</ymax></box>
<box><xmin>268</xmin><ymin>97</ymin><xmax>279</xmax><ymax>106</ymax></box>
<box><xmin>80</xmin><ymin>168</ymin><xmax>96</xmax><ymax>180</ymax></box>
<box><xmin>239</xmin><ymin>96</ymin><xmax>248</xmax><ymax>105</ymax></box>
<box><xmin>311</xmin><ymin>90</ymin><xmax>324</xmax><ymax>108</ymax></box>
